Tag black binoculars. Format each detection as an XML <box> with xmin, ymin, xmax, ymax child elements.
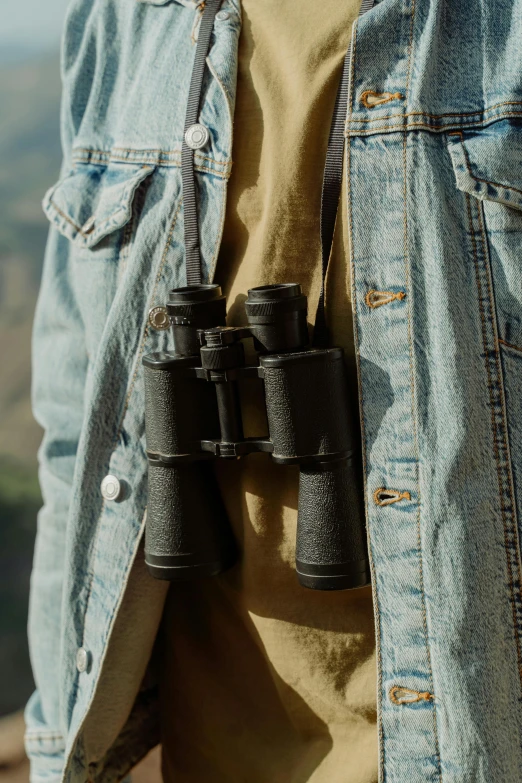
<box><xmin>142</xmin><ymin>283</ymin><xmax>370</xmax><ymax>591</ymax></box>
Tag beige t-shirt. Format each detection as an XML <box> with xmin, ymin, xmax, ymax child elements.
<box><xmin>159</xmin><ymin>2</ymin><xmax>378</xmax><ymax>781</ymax></box>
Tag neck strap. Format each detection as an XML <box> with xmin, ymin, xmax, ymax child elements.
<box><xmin>181</xmin><ymin>0</ymin><xmax>376</xmax><ymax>331</ymax></box>
<box><xmin>313</xmin><ymin>0</ymin><xmax>375</xmax><ymax>346</ymax></box>
<box><xmin>182</xmin><ymin>0</ymin><xmax>224</xmax><ymax>286</ymax></box>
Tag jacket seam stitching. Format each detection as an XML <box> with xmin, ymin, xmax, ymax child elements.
<box><xmin>499</xmin><ymin>338</ymin><xmax>522</xmax><ymax>354</ymax></box>
<box><xmin>345</xmin><ymin>111</ymin><xmax>522</xmax><ymax>135</ymax></box>
<box><xmin>405</xmin><ymin>0</ymin><xmax>415</xmax><ymax>106</ymax></box>
<box><xmin>117</xmin><ymin>184</ymin><xmax>141</xmax><ymax>280</ymax></box>
<box><xmin>73</xmin><ymin>156</ymin><xmax>230</xmax><ymax>178</ymax></box>
<box><xmin>72</xmin><ymin>148</ymin><xmax>232</xmax><ymax>170</ymax></box>
<box><xmin>348</xmin><ymin>14</ymin><xmax>358</xmax><ymax>119</ymax></box>
<box><xmin>473</xmin><ymin>196</ymin><xmax>522</xmax><ymax>691</ymax></box>
<box><xmin>347</xmin><ymin>14</ymin><xmax>385</xmax><ymax>779</ymax></box>
<box><xmin>459</xmin><ymin>140</ymin><xmax>522</xmax><ymax>198</ymax></box>
<box><xmin>402</xmin><ymin>126</ymin><xmax>443</xmax><ymax>780</ymax></box>
<box><xmin>73</xmin><ymin>146</ymin><xmax>229</xmax><ymax>165</ymax></box>
<box><xmin>474</xmin><ymin>175</ymin><xmax>522</xmax><ymax>199</ymax></box>
<box><xmin>403</xmin><ymin>1</ymin><xmax>443</xmax><ymax>773</ymax></box>
<box><xmin>346</xmin><ymin>137</ymin><xmax>385</xmax><ymax>780</ymax></box>
<box><xmin>49</xmin><ymin>198</ymin><xmax>87</xmax><ymax>236</ymax></box>
<box><xmin>347</xmin><ymin>13</ymin><xmax>387</xmax><ymax>777</ymax></box>
<box><xmin>76</xmin><ymin>195</ymin><xmax>183</xmax><ymax>703</ymax></box>
<box><xmin>25</xmin><ymin>732</ymin><xmax>65</xmax><ymax>742</ymax></box>
<box><xmin>348</xmin><ymin>100</ymin><xmax>522</xmax><ymax>124</ymax></box>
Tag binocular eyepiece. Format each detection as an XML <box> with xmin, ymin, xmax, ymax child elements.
<box><xmin>143</xmin><ymin>283</ymin><xmax>370</xmax><ymax>591</ymax></box>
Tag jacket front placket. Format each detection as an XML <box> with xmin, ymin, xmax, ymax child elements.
<box><xmin>347</xmin><ymin>2</ymin><xmax>442</xmax><ymax>781</ymax></box>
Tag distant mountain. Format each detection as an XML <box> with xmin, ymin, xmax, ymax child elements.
<box><xmin>0</xmin><ymin>55</ymin><xmax>62</xmax><ymax>278</ymax></box>
<box><xmin>0</xmin><ymin>51</ymin><xmax>62</xmax><ymax>716</ymax></box>
<box><xmin>0</xmin><ymin>457</ymin><xmax>42</xmax><ymax>715</ymax></box>
<box><xmin>0</xmin><ymin>53</ymin><xmax>62</xmax><ymax>465</ymax></box>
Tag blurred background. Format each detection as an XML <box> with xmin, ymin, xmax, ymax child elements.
<box><xmin>0</xmin><ymin>2</ymin><xmax>160</xmax><ymax>779</ymax></box>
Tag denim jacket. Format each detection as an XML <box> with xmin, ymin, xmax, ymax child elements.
<box><xmin>26</xmin><ymin>0</ymin><xmax>522</xmax><ymax>780</ymax></box>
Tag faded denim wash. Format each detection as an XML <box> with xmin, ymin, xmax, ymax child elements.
<box><xmin>26</xmin><ymin>0</ymin><xmax>522</xmax><ymax>781</ymax></box>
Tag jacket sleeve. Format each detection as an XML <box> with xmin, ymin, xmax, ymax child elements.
<box><xmin>24</xmin><ymin>14</ymin><xmax>89</xmax><ymax>775</ymax></box>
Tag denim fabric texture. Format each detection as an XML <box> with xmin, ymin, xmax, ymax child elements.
<box><xmin>26</xmin><ymin>0</ymin><xmax>522</xmax><ymax>781</ymax></box>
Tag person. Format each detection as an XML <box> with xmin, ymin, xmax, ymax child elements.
<box><xmin>26</xmin><ymin>0</ymin><xmax>522</xmax><ymax>781</ymax></box>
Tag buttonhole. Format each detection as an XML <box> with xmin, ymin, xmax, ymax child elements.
<box><xmin>389</xmin><ymin>686</ymin><xmax>434</xmax><ymax>705</ymax></box>
<box><xmin>373</xmin><ymin>487</ymin><xmax>411</xmax><ymax>507</ymax></box>
<box><xmin>365</xmin><ymin>289</ymin><xmax>406</xmax><ymax>309</ymax></box>
<box><xmin>360</xmin><ymin>90</ymin><xmax>404</xmax><ymax>109</ymax></box>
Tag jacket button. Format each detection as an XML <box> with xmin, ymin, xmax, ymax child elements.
<box><xmin>216</xmin><ymin>10</ymin><xmax>230</xmax><ymax>20</ymax></box>
<box><xmin>100</xmin><ymin>474</ymin><xmax>122</xmax><ymax>502</ymax></box>
<box><xmin>148</xmin><ymin>306</ymin><xmax>170</xmax><ymax>330</ymax></box>
<box><xmin>184</xmin><ymin>123</ymin><xmax>210</xmax><ymax>150</ymax></box>
<box><xmin>76</xmin><ymin>647</ymin><xmax>90</xmax><ymax>673</ymax></box>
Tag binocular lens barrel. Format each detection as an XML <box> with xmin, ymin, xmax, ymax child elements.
<box><xmin>167</xmin><ymin>284</ymin><xmax>227</xmax><ymax>356</ymax></box>
<box><xmin>144</xmin><ymin>284</ymin><xmax>236</xmax><ymax>580</ymax></box>
<box><xmin>259</xmin><ymin>347</ymin><xmax>369</xmax><ymax>590</ymax></box>
<box><xmin>244</xmin><ymin>284</ymin><xmax>309</xmax><ymax>353</ymax></box>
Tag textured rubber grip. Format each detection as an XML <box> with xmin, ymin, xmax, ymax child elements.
<box><xmin>262</xmin><ymin>348</ymin><xmax>354</xmax><ymax>462</ymax></box>
<box><xmin>145</xmin><ymin>460</ymin><xmax>237</xmax><ymax>580</ymax></box>
<box><xmin>295</xmin><ymin>458</ymin><xmax>370</xmax><ymax>590</ymax></box>
<box><xmin>144</xmin><ymin>354</ymin><xmax>219</xmax><ymax>460</ymax></box>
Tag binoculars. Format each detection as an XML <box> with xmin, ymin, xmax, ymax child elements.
<box><xmin>143</xmin><ymin>283</ymin><xmax>370</xmax><ymax>591</ymax></box>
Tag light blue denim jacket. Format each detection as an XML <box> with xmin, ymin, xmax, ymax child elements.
<box><xmin>26</xmin><ymin>0</ymin><xmax>522</xmax><ymax>780</ymax></box>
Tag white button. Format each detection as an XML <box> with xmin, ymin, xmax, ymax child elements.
<box><xmin>184</xmin><ymin>124</ymin><xmax>210</xmax><ymax>150</ymax></box>
<box><xmin>216</xmin><ymin>10</ymin><xmax>230</xmax><ymax>20</ymax></box>
<box><xmin>101</xmin><ymin>474</ymin><xmax>122</xmax><ymax>502</ymax></box>
<box><xmin>76</xmin><ymin>647</ymin><xmax>89</xmax><ymax>673</ymax></box>
<box><xmin>148</xmin><ymin>306</ymin><xmax>170</xmax><ymax>330</ymax></box>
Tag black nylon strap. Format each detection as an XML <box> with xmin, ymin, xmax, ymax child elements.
<box><xmin>182</xmin><ymin>0</ymin><xmax>374</xmax><ymax>297</ymax></box>
<box><xmin>313</xmin><ymin>0</ymin><xmax>375</xmax><ymax>346</ymax></box>
<box><xmin>182</xmin><ymin>0</ymin><xmax>223</xmax><ymax>286</ymax></box>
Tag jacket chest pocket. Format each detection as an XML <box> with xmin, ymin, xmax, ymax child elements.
<box><xmin>43</xmin><ymin>161</ymin><xmax>155</xmax><ymax>352</ymax></box>
<box><xmin>447</xmin><ymin>121</ymin><xmax>522</xmax><ymax>352</ymax></box>
<box><xmin>448</xmin><ymin>121</ymin><xmax>522</xmax><ymax>535</ymax></box>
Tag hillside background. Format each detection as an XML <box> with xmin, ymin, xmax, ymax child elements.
<box><xmin>0</xmin><ymin>49</ymin><xmax>62</xmax><ymax>718</ymax></box>
<box><xmin>0</xmin><ymin>0</ymin><xmax>71</xmax><ymax>721</ymax></box>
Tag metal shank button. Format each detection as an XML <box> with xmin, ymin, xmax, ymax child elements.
<box><xmin>184</xmin><ymin>124</ymin><xmax>210</xmax><ymax>150</ymax></box>
<box><xmin>76</xmin><ymin>647</ymin><xmax>89</xmax><ymax>673</ymax></box>
<box><xmin>148</xmin><ymin>306</ymin><xmax>170</xmax><ymax>330</ymax></box>
<box><xmin>101</xmin><ymin>474</ymin><xmax>122</xmax><ymax>502</ymax></box>
<box><xmin>216</xmin><ymin>10</ymin><xmax>230</xmax><ymax>20</ymax></box>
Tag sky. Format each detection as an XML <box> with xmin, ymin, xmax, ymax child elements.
<box><xmin>0</xmin><ymin>0</ymin><xmax>71</xmax><ymax>55</ymax></box>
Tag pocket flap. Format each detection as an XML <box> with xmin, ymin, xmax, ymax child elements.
<box><xmin>447</xmin><ymin>125</ymin><xmax>522</xmax><ymax>211</ymax></box>
<box><xmin>43</xmin><ymin>163</ymin><xmax>154</xmax><ymax>248</ymax></box>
